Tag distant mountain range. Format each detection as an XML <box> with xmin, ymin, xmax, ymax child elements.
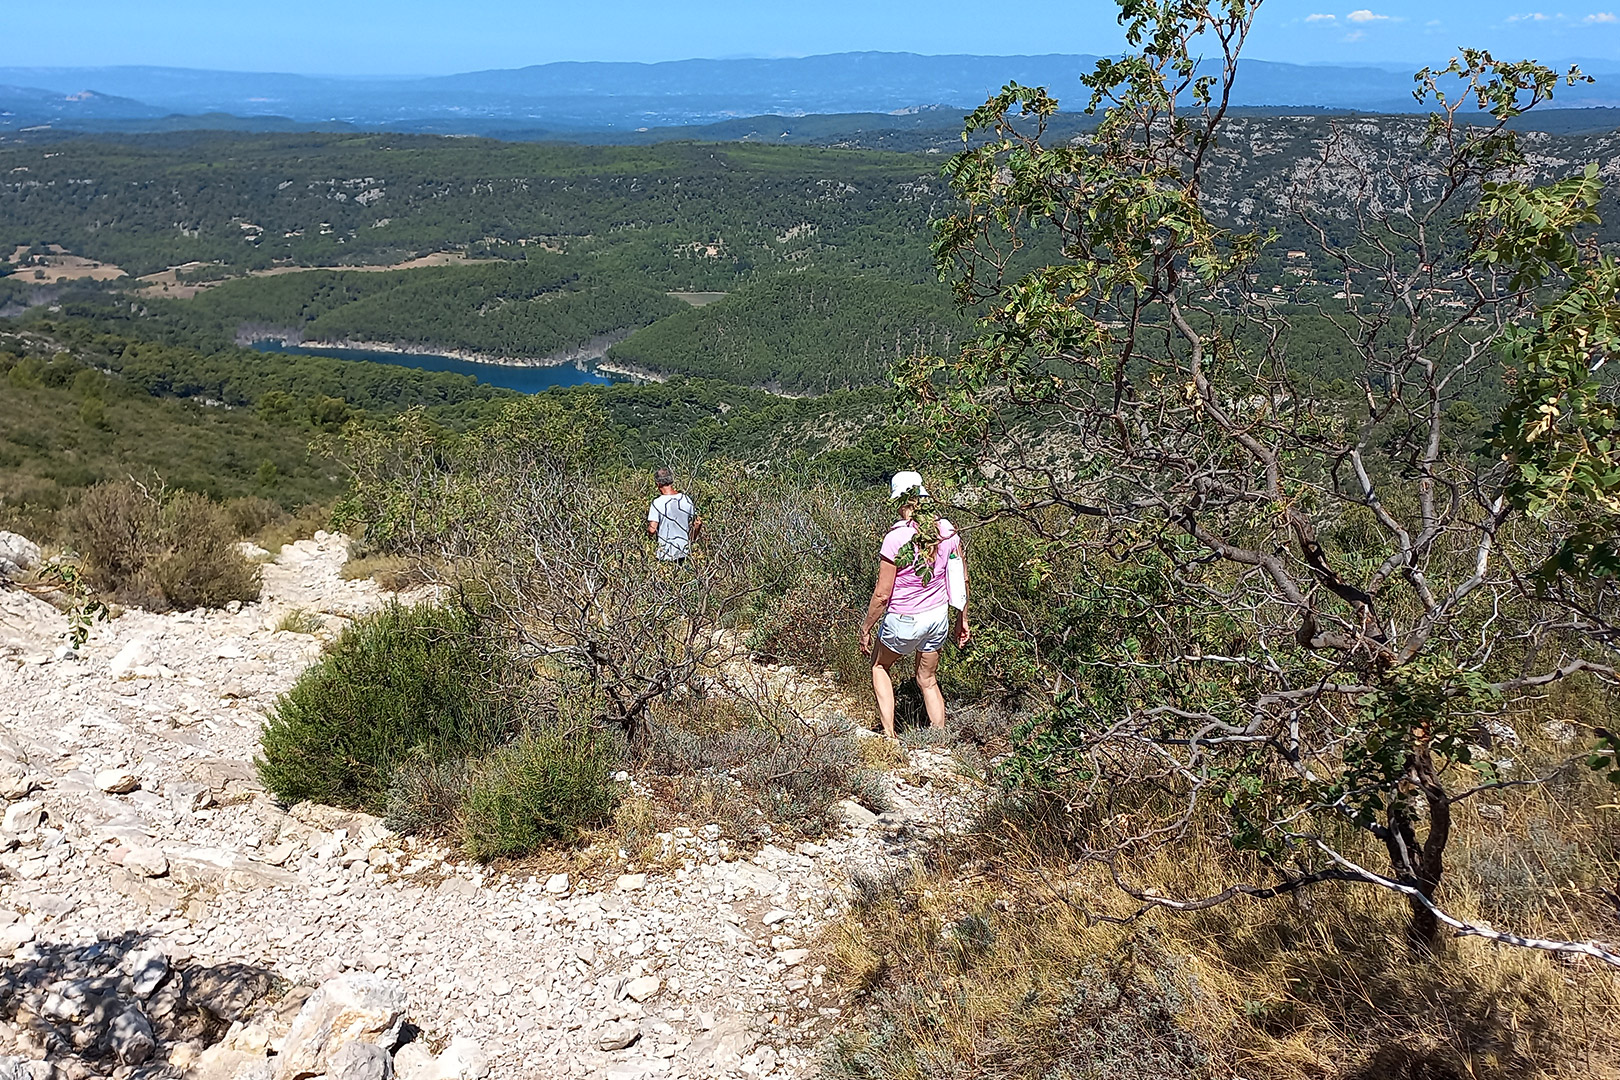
<box><xmin>5</xmin><ymin>52</ymin><xmax>1620</xmax><ymax>138</ymax></box>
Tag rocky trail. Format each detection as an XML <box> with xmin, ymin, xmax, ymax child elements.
<box><xmin>0</xmin><ymin>534</ymin><xmax>971</xmax><ymax>1080</ymax></box>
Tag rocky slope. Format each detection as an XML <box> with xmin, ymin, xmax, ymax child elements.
<box><xmin>0</xmin><ymin>534</ymin><xmax>963</xmax><ymax>1079</ymax></box>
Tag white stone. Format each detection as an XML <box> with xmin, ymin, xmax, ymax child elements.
<box><xmin>1</xmin><ymin>799</ymin><xmax>43</xmax><ymax>833</ymax></box>
<box><xmin>120</xmin><ymin>947</ymin><xmax>169</xmax><ymax>996</ymax></box>
<box><xmin>761</xmin><ymin>908</ymin><xmax>793</xmax><ymax>926</ymax></box>
<box><xmin>109</xmin><ymin>638</ymin><xmax>153</xmax><ymax>680</ymax></box>
<box><xmin>835</xmin><ymin>799</ymin><xmax>879</xmax><ymax>827</ymax></box>
<box><xmin>544</xmin><ymin>872</ymin><xmax>570</xmax><ymax>894</ymax></box>
<box><xmin>596</xmin><ymin>1019</ymin><xmax>640</xmax><ymax>1051</ymax></box>
<box><xmin>778</xmin><ymin>949</ymin><xmax>810</xmax><ymax>967</ymax></box>
<box><xmin>122</xmin><ymin>846</ymin><xmax>170</xmax><ymax>877</ymax></box>
<box><xmin>434</xmin><ymin>1035</ymin><xmax>490</xmax><ymax>1079</ymax></box>
<box><xmin>276</xmin><ymin>973</ymin><xmax>406</xmax><ymax>1079</ymax></box>
<box><xmin>0</xmin><ymin>923</ymin><xmax>36</xmax><ymax>952</ymax></box>
<box><xmin>624</xmin><ymin>975</ymin><xmax>661</xmax><ymax>1002</ymax></box>
<box><xmin>95</xmin><ymin>768</ymin><xmax>141</xmax><ymax>794</ymax></box>
<box><xmin>616</xmin><ymin>873</ymin><xmax>647</xmax><ymax>892</ymax></box>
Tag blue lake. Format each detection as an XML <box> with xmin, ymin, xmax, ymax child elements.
<box><xmin>251</xmin><ymin>341</ymin><xmax>617</xmax><ymax>394</ymax></box>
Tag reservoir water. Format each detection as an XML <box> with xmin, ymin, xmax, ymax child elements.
<box><xmin>250</xmin><ymin>341</ymin><xmax>617</xmax><ymax>394</ymax></box>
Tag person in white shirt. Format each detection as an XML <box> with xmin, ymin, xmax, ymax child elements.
<box><xmin>647</xmin><ymin>467</ymin><xmax>701</xmax><ymax>562</ymax></box>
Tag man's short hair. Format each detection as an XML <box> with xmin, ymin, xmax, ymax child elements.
<box><xmin>654</xmin><ymin>467</ymin><xmax>675</xmax><ymax>487</ymax></box>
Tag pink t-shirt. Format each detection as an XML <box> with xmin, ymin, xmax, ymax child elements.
<box><xmin>880</xmin><ymin>521</ymin><xmax>960</xmax><ymax>615</ymax></box>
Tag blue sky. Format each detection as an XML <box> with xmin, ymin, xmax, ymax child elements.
<box><xmin>9</xmin><ymin>0</ymin><xmax>1620</xmax><ymax>74</ymax></box>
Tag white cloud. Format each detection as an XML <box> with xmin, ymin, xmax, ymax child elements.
<box><xmin>1305</xmin><ymin>12</ymin><xmax>1337</xmax><ymax>21</ymax></box>
<box><xmin>1346</xmin><ymin>8</ymin><xmax>1391</xmax><ymax>21</ymax></box>
<box><xmin>1506</xmin><ymin>11</ymin><xmax>1551</xmax><ymax>19</ymax></box>
<box><xmin>1584</xmin><ymin>10</ymin><xmax>1618</xmax><ymax>20</ymax></box>
<box><xmin>1425</xmin><ymin>17</ymin><xmax>1442</xmax><ymax>24</ymax></box>
<box><xmin>1344</xmin><ymin>29</ymin><xmax>1367</xmax><ymax>40</ymax></box>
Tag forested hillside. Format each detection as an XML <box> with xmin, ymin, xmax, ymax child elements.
<box><xmin>152</xmin><ymin>258</ymin><xmax>684</xmax><ymax>359</ymax></box>
<box><xmin>0</xmin><ymin>135</ymin><xmax>948</xmax><ymax>284</ymax></box>
<box><xmin>608</xmin><ymin>272</ymin><xmax>966</xmax><ymax>391</ymax></box>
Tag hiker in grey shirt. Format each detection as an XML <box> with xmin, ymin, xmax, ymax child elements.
<box><xmin>647</xmin><ymin>467</ymin><xmax>701</xmax><ymax>562</ymax></box>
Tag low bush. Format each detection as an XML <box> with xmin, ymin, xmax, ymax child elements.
<box><xmin>747</xmin><ymin>571</ymin><xmax>866</xmax><ymax>684</ymax></box>
<box><xmin>454</xmin><ymin>724</ymin><xmax>620</xmax><ymax>860</ymax></box>
<box><xmin>223</xmin><ymin>496</ymin><xmax>287</xmax><ymax>537</ymax></box>
<box><xmin>257</xmin><ymin>600</ymin><xmax>519</xmax><ymax>813</ymax></box>
<box><xmin>68</xmin><ymin>480</ymin><xmax>261</xmax><ymax>610</ymax></box>
<box><xmin>150</xmin><ymin>492</ymin><xmax>263</xmax><ymax>610</ymax></box>
<box><xmin>651</xmin><ymin>698</ymin><xmax>887</xmax><ymax>838</ymax></box>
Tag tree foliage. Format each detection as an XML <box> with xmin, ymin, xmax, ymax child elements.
<box><xmin>908</xmin><ymin>0</ymin><xmax>1619</xmax><ymax>960</ymax></box>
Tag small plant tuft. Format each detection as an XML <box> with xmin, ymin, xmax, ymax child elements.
<box><xmin>274</xmin><ymin>608</ymin><xmax>326</xmax><ymax>635</ymax></box>
<box><xmin>454</xmin><ymin>724</ymin><xmax>620</xmax><ymax>861</ymax></box>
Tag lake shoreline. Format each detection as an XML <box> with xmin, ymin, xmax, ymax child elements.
<box><xmin>250</xmin><ymin>335</ymin><xmax>586</xmax><ymax>369</ymax></box>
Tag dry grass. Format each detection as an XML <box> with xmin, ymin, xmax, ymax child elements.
<box><xmin>824</xmin><ymin>746</ymin><xmax>1620</xmax><ymax>1080</ymax></box>
<box><xmin>340</xmin><ymin>554</ymin><xmax>431</xmax><ymax>592</ymax></box>
<box><xmin>253</xmin><ymin>503</ymin><xmax>332</xmax><ymax>555</ymax></box>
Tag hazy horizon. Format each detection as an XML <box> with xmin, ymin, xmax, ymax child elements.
<box><xmin>9</xmin><ymin>0</ymin><xmax>1620</xmax><ymax>76</ymax></box>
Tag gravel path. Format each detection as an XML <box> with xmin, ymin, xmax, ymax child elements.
<box><xmin>0</xmin><ymin>535</ymin><xmax>967</xmax><ymax>1079</ymax></box>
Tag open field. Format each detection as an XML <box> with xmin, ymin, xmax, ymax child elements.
<box><xmin>4</xmin><ymin>243</ymin><xmax>126</xmax><ymax>283</ymax></box>
<box><xmin>133</xmin><ymin>250</ymin><xmax>500</xmax><ymax>298</ymax></box>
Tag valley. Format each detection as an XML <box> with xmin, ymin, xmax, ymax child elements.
<box><xmin>2</xmin><ymin>16</ymin><xmax>1619</xmax><ymax>1080</ymax></box>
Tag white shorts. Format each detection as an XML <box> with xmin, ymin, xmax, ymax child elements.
<box><xmin>878</xmin><ymin>604</ymin><xmax>951</xmax><ymax>657</ymax></box>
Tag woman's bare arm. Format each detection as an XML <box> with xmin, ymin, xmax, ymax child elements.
<box><xmin>859</xmin><ymin>559</ymin><xmax>898</xmax><ymax>655</ymax></box>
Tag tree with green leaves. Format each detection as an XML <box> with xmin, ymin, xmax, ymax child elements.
<box><xmin>905</xmin><ymin>0</ymin><xmax>1619</xmax><ymax>961</ymax></box>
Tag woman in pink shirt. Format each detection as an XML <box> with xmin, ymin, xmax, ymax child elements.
<box><xmin>858</xmin><ymin>471</ymin><xmax>970</xmax><ymax>737</ymax></box>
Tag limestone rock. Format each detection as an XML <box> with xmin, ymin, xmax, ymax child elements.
<box><xmin>0</xmin><ymin>764</ymin><xmax>39</xmax><ymax>802</ymax></box>
<box><xmin>109</xmin><ymin>638</ymin><xmax>154</xmax><ymax>680</ymax></box>
<box><xmin>109</xmin><ymin>1007</ymin><xmax>156</xmax><ymax>1066</ymax></box>
<box><xmin>191</xmin><ymin>1045</ymin><xmax>275</xmax><ymax>1080</ymax></box>
<box><xmin>836</xmin><ymin>798</ymin><xmax>879</xmax><ymax>828</ymax></box>
<box><xmin>0</xmin><ymin>532</ymin><xmax>40</xmax><ymax>578</ymax></box>
<box><xmin>186</xmin><ymin>964</ymin><xmax>275</xmax><ymax>1024</ymax></box>
<box><xmin>391</xmin><ymin>1043</ymin><xmax>436</xmax><ymax>1080</ymax></box>
<box><xmin>544</xmin><ymin>872</ymin><xmax>569</xmax><ymax>894</ymax></box>
<box><xmin>434</xmin><ymin>1036</ymin><xmax>489</xmax><ymax>1080</ymax></box>
<box><xmin>1</xmin><ymin>799</ymin><xmax>43</xmax><ymax>833</ymax></box>
<box><xmin>95</xmin><ymin>769</ymin><xmax>141</xmax><ymax>794</ymax></box>
<box><xmin>778</xmin><ymin>948</ymin><xmax>810</xmax><ymax>967</ymax></box>
<box><xmin>615</xmin><ymin>873</ymin><xmax>647</xmax><ymax>892</ymax></box>
<box><xmin>596</xmin><ymin>1019</ymin><xmax>641</xmax><ymax>1051</ymax></box>
<box><xmin>624</xmin><ymin>975</ymin><xmax>661</xmax><ymax>1002</ymax></box>
<box><xmin>122</xmin><ymin>846</ymin><xmax>169</xmax><ymax>878</ymax></box>
<box><xmin>120</xmin><ymin>947</ymin><xmax>169</xmax><ymax>997</ymax></box>
<box><xmin>0</xmin><ymin>923</ymin><xmax>35</xmax><ymax>953</ymax></box>
<box><xmin>276</xmin><ymin>973</ymin><xmax>406</xmax><ymax>1080</ymax></box>
<box><xmin>328</xmin><ymin>1040</ymin><xmax>394</xmax><ymax>1080</ymax></box>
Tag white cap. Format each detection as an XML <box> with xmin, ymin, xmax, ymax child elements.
<box><xmin>890</xmin><ymin>470</ymin><xmax>929</xmax><ymax>500</ymax></box>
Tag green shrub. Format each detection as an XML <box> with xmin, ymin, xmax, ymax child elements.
<box><xmin>747</xmin><ymin>570</ymin><xmax>865</xmax><ymax>683</ymax></box>
<box><xmin>454</xmin><ymin>725</ymin><xmax>620</xmax><ymax>860</ymax></box>
<box><xmin>257</xmin><ymin>601</ymin><xmax>518</xmax><ymax>812</ymax></box>
<box><xmin>224</xmin><ymin>496</ymin><xmax>287</xmax><ymax>537</ymax></box>
<box><xmin>68</xmin><ymin>480</ymin><xmax>261</xmax><ymax>610</ymax></box>
<box><xmin>151</xmin><ymin>492</ymin><xmax>263</xmax><ymax>609</ymax></box>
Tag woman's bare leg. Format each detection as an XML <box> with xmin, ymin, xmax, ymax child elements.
<box><xmin>916</xmin><ymin>649</ymin><xmax>946</xmax><ymax>729</ymax></box>
<box><xmin>870</xmin><ymin>642</ymin><xmax>902</xmax><ymax>737</ymax></box>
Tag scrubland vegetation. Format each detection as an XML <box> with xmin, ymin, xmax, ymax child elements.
<box><xmin>4</xmin><ymin>0</ymin><xmax>1620</xmax><ymax>1073</ymax></box>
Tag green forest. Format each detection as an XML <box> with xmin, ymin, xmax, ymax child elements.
<box><xmin>155</xmin><ymin>257</ymin><xmax>685</xmax><ymax>359</ymax></box>
<box><xmin>607</xmin><ymin>272</ymin><xmax>967</xmax><ymax>391</ymax></box>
